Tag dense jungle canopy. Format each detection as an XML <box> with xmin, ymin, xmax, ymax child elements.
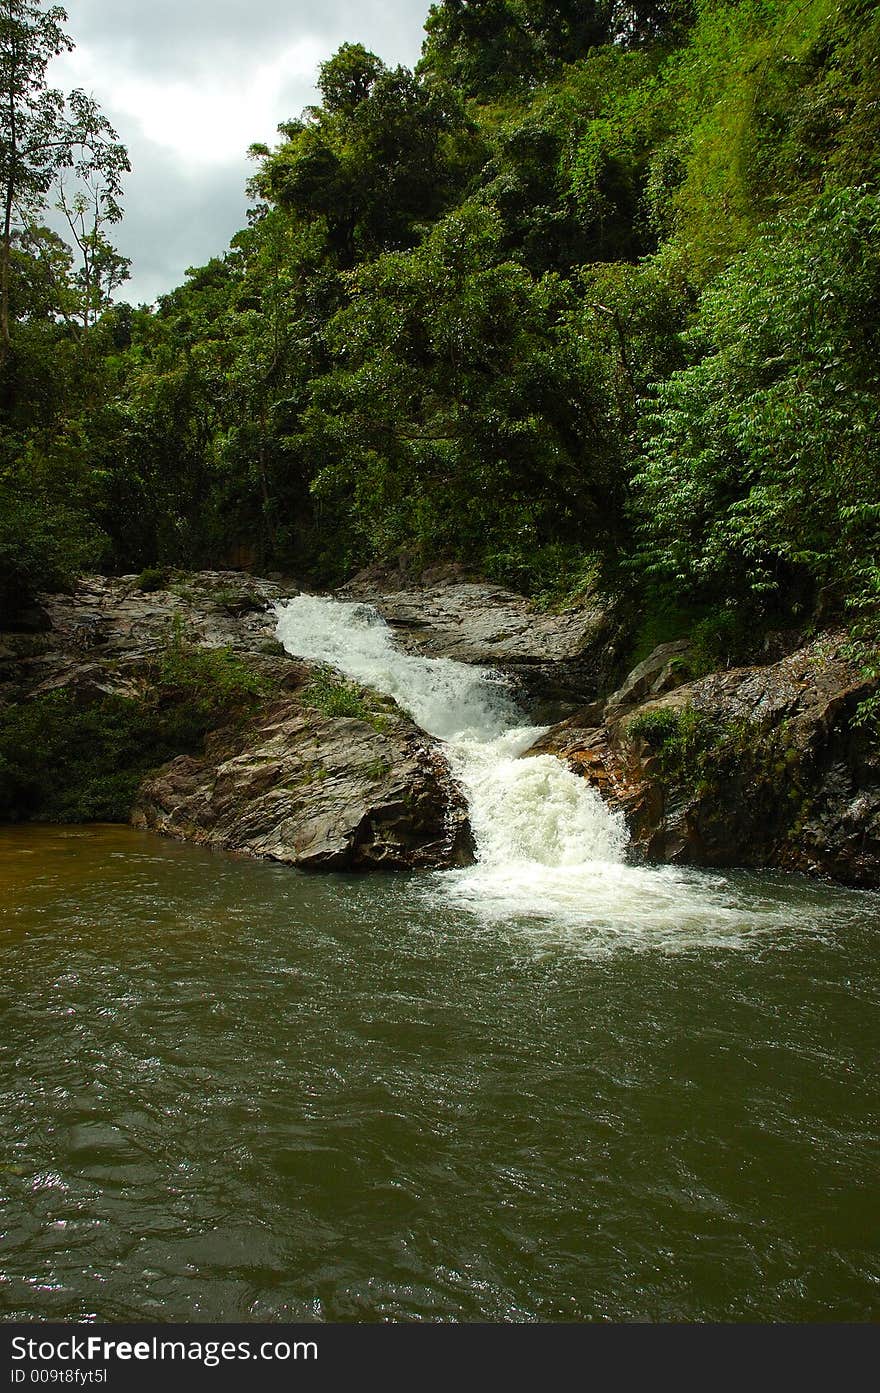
<box><xmin>1</xmin><ymin>0</ymin><xmax>879</xmax><ymax>669</ymax></box>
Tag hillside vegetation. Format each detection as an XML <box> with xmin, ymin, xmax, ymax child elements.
<box><xmin>2</xmin><ymin>0</ymin><xmax>879</xmax><ymax>672</ymax></box>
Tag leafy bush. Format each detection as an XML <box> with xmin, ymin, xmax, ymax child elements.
<box><xmin>0</xmin><ymin>480</ymin><xmax>99</xmax><ymax>623</ymax></box>
<box><xmin>0</xmin><ymin>630</ymin><xmax>276</xmax><ymax>823</ymax></box>
<box><xmin>136</xmin><ymin>567</ymin><xmax>170</xmax><ymax>592</ymax></box>
<box><xmin>626</xmin><ymin>703</ymin><xmax>718</xmax><ymax>785</ymax></box>
<box><xmin>152</xmin><ymin>619</ymin><xmax>273</xmax><ymax>729</ymax></box>
<box><xmin>625</xmin><ymin>702</ymin><xmax>817</xmax><ymax>826</ymax></box>
<box><xmin>0</xmin><ymin>692</ymin><xmax>180</xmax><ymax>822</ymax></box>
<box><xmin>634</xmin><ymin>189</ymin><xmax>880</xmax><ymax>615</ymax></box>
<box><xmin>689</xmin><ymin>609</ymin><xmax>750</xmax><ymax>675</ymax></box>
<box><xmin>484</xmin><ymin>542</ymin><xmax>600</xmax><ymax>608</ymax></box>
<box><xmin>300</xmin><ymin>666</ymin><xmax>394</xmax><ymax>728</ymax></box>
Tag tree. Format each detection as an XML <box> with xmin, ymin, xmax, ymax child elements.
<box><xmin>0</xmin><ymin>1</ymin><xmax>128</xmax><ymax>358</ymax></box>
<box><xmin>419</xmin><ymin>0</ymin><xmax>614</xmax><ymax>98</ymax></box>
<box><xmin>316</xmin><ymin>42</ymin><xmax>384</xmax><ymax>116</ymax></box>
<box><xmin>295</xmin><ymin>204</ymin><xmax>618</xmax><ymax>579</ymax></box>
<box><xmin>251</xmin><ymin>50</ymin><xmax>475</xmax><ymax>265</ymax></box>
<box><xmin>633</xmin><ymin>190</ymin><xmax>880</xmax><ymax>612</ymax></box>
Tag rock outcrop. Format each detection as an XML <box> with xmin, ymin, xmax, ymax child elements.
<box><xmin>527</xmin><ymin>633</ymin><xmax>880</xmax><ymax>887</ymax></box>
<box><xmin>1</xmin><ymin>572</ymin><xmax>473</xmax><ymax>871</ymax></box>
<box><xmin>6</xmin><ymin>569</ymin><xmax>878</xmax><ymax>886</ymax></box>
<box><xmin>0</xmin><ymin>571</ymin><xmax>289</xmax><ymax>706</ymax></box>
<box><xmin>339</xmin><ymin>564</ymin><xmax>622</xmax><ymax>721</ymax></box>
<box><xmin>133</xmin><ymin>700</ymin><xmax>473</xmax><ymax>871</ymax></box>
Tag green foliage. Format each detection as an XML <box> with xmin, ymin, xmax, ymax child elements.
<box><xmin>626</xmin><ymin>602</ymin><xmax>754</xmax><ymax>678</ymax></box>
<box><xmin>485</xmin><ymin>541</ymin><xmax>601</xmax><ymax>609</ymax></box>
<box><xmin>4</xmin><ymin>0</ymin><xmax>880</xmax><ymax>687</ymax></box>
<box><xmin>626</xmin><ymin>699</ymin><xmax>819</xmax><ymax>839</ymax></box>
<box><xmin>0</xmin><ymin>0</ymin><xmax>129</xmax><ymax>351</ymax></box>
<box><xmin>688</xmin><ymin>609</ymin><xmax>750</xmax><ymax>675</ymax></box>
<box><xmin>0</xmin><ymin>626</ymin><xmax>276</xmax><ymax>823</ymax></box>
<box><xmin>626</xmin><ymin>702</ymin><xmax>716</xmax><ymax>785</ymax></box>
<box><xmin>626</xmin><ymin>600</ymin><xmax>697</xmax><ymax>669</ymax></box>
<box><xmin>845</xmin><ymin>562</ymin><xmax>880</xmax><ymax>731</ymax></box>
<box><xmin>135</xmin><ymin>567</ymin><xmax>169</xmax><ymax>592</ymax></box>
<box><xmin>300</xmin><ymin>665</ymin><xmax>396</xmax><ymax>729</ymax></box>
<box><xmin>419</xmin><ymin>1</ymin><xmax>615</xmax><ymax>98</ymax></box>
<box><xmin>0</xmin><ymin>691</ymin><xmax>166</xmax><ymax>822</ymax></box>
<box><xmin>78</xmin><ymin>0</ymin><xmax>878</xmax><ymax>627</ymax></box>
<box><xmin>634</xmin><ymin>189</ymin><xmax>880</xmax><ymax>612</ymax></box>
<box><xmin>296</xmin><ymin>202</ymin><xmax>622</xmax><ymax>577</ymax></box>
<box><xmin>0</xmin><ymin>479</ymin><xmax>96</xmax><ymax>622</ymax></box>
<box><xmin>152</xmin><ymin>618</ymin><xmax>273</xmax><ymax>728</ymax></box>
<box><xmin>252</xmin><ymin>49</ymin><xmax>474</xmax><ymax>266</ymax></box>
<box><xmin>0</xmin><ymin>3</ymin><xmax>129</xmax><ymax>611</ymax></box>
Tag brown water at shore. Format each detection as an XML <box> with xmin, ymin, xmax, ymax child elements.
<box><xmin>1</xmin><ymin>822</ymin><xmax>878</xmax><ymax>1321</ymax></box>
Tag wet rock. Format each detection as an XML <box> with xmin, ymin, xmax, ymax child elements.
<box><xmin>1</xmin><ymin>572</ymin><xmax>474</xmax><ymax>873</ymax></box>
<box><xmin>527</xmin><ymin>632</ymin><xmax>880</xmax><ymax>887</ymax></box>
<box><xmin>338</xmin><ymin>573</ymin><xmax>622</xmax><ymax>720</ymax></box>
<box><xmin>134</xmin><ymin>704</ymin><xmax>474</xmax><ymax>871</ymax></box>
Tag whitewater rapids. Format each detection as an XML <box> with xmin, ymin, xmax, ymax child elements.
<box><xmin>275</xmin><ymin>594</ymin><xmax>835</xmax><ymax>951</ymax></box>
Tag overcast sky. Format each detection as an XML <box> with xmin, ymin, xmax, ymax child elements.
<box><xmin>50</xmin><ymin>1</ymin><xmax>431</xmax><ymax>305</ymax></box>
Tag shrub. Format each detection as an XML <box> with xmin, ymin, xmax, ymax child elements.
<box><xmin>136</xmin><ymin>567</ymin><xmax>170</xmax><ymax>592</ymax></box>
<box><xmin>300</xmin><ymin>666</ymin><xmax>394</xmax><ymax>728</ymax></box>
<box><xmin>0</xmin><ymin>630</ymin><xmax>277</xmax><ymax>823</ymax></box>
<box><xmin>626</xmin><ymin>703</ymin><xmax>718</xmax><ymax>785</ymax></box>
<box><xmin>634</xmin><ymin>190</ymin><xmax>880</xmax><ymax>615</ymax></box>
<box><xmin>0</xmin><ymin>692</ymin><xmax>177</xmax><ymax>822</ymax></box>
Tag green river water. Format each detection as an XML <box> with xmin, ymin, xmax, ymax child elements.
<box><xmin>1</xmin><ymin>823</ymin><xmax>878</xmax><ymax>1323</ymax></box>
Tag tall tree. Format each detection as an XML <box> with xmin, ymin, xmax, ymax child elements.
<box><xmin>0</xmin><ymin>1</ymin><xmax>128</xmax><ymax>358</ymax></box>
<box><xmin>419</xmin><ymin>0</ymin><xmax>614</xmax><ymax>97</ymax></box>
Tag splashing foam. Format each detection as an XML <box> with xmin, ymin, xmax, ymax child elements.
<box><xmin>276</xmin><ymin>595</ymin><xmax>831</xmax><ymax>952</ymax></box>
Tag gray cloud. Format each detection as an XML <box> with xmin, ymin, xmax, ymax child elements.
<box><xmin>109</xmin><ymin>138</ymin><xmax>251</xmax><ymax>307</ymax></box>
<box><xmin>70</xmin><ymin>0</ymin><xmax>429</xmax><ymax>73</ymax></box>
<box><xmin>54</xmin><ymin>0</ymin><xmax>431</xmax><ymax>303</ymax></box>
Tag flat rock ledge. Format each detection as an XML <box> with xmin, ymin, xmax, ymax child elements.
<box><xmin>526</xmin><ymin>632</ymin><xmax>880</xmax><ymax>888</ymax></box>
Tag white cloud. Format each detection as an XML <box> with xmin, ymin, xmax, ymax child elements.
<box><xmin>53</xmin><ymin>37</ymin><xmax>328</xmax><ymax>167</ymax></box>
<box><xmin>44</xmin><ymin>1</ymin><xmax>429</xmax><ymax>303</ymax></box>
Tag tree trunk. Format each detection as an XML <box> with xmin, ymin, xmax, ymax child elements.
<box><xmin>1</xmin><ymin>74</ymin><xmax>17</xmax><ymax>360</ymax></box>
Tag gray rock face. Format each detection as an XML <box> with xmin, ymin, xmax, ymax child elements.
<box><xmin>527</xmin><ymin>633</ymin><xmax>880</xmax><ymax>888</ymax></box>
<box><xmin>339</xmin><ymin>572</ymin><xmax>620</xmax><ymax>720</ymax></box>
<box><xmin>604</xmin><ymin>639</ymin><xmax>692</xmax><ymax>714</ymax></box>
<box><xmin>133</xmin><ymin>704</ymin><xmax>474</xmax><ymax>871</ymax></box>
<box><xmin>1</xmin><ymin>571</ymin><xmax>292</xmax><ymax>704</ymax></box>
<box><xmin>1</xmin><ymin>572</ymin><xmax>474</xmax><ymax>872</ymax></box>
<box><xmin>49</xmin><ymin>570</ymin><xmax>287</xmax><ymax>657</ymax></box>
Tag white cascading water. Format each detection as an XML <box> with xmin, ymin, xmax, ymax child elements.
<box><xmin>275</xmin><ymin>594</ymin><xmax>830</xmax><ymax>950</ymax></box>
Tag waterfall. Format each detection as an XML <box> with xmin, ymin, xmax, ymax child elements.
<box><xmin>275</xmin><ymin>592</ymin><xmax>627</xmax><ymax>882</ymax></box>
<box><xmin>274</xmin><ymin>594</ymin><xmax>839</xmax><ymax>946</ymax></box>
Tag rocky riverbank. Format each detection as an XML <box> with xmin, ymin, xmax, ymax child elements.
<box><xmin>527</xmin><ymin>632</ymin><xmax>880</xmax><ymax>888</ymax></box>
<box><xmin>1</xmin><ymin>569</ymin><xmax>878</xmax><ymax>887</ymax></box>
<box><xmin>0</xmin><ymin>572</ymin><xmax>472</xmax><ymax>871</ymax></box>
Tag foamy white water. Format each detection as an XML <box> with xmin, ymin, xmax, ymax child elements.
<box><xmin>275</xmin><ymin>594</ymin><xmax>833</xmax><ymax>950</ymax></box>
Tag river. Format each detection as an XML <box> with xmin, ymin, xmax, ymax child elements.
<box><xmin>0</xmin><ymin>596</ymin><xmax>878</xmax><ymax>1321</ymax></box>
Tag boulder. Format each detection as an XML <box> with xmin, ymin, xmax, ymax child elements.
<box><xmin>133</xmin><ymin>702</ymin><xmax>474</xmax><ymax>871</ymax></box>
<box><xmin>603</xmin><ymin>639</ymin><xmax>692</xmax><ymax>714</ymax></box>
<box><xmin>526</xmin><ymin>632</ymin><xmax>880</xmax><ymax>888</ymax></box>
